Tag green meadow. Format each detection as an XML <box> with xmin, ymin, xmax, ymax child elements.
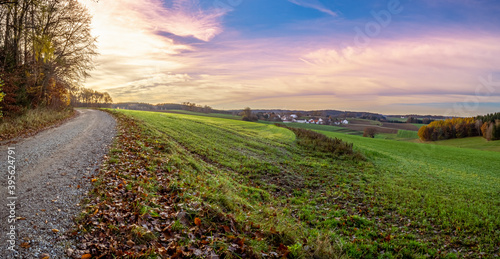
<box><xmin>100</xmin><ymin>109</ymin><xmax>500</xmax><ymax>258</ymax></box>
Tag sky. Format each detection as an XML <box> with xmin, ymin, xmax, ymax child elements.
<box><xmin>78</xmin><ymin>0</ymin><xmax>500</xmax><ymax>116</ymax></box>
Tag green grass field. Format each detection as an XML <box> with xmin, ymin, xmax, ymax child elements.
<box><xmin>412</xmin><ymin>123</ymin><xmax>427</xmax><ymax>129</ymax></box>
<box><xmin>85</xmin><ymin>109</ymin><xmax>500</xmax><ymax>258</ymax></box>
<box><xmin>268</xmin><ymin>122</ymin><xmax>362</xmax><ymax>135</ymax></box>
<box><xmin>385</xmin><ymin>117</ymin><xmax>407</xmax><ymax>122</ymax></box>
<box><xmin>396</xmin><ymin>129</ymin><xmax>420</xmax><ymax>139</ymax></box>
<box><xmin>317</xmin><ymin>130</ymin><xmax>500</xmax><ymax>254</ymax></box>
<box><xmin>427</xmin><ymin>136</ymin><xmax>500</xmax><ymax>152</ymax></box>
<box><xmin>164</xmin><ymin>110</ymin><xmax>241</xmax><ymax>120</ymax></box>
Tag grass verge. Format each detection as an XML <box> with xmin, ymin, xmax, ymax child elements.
<box><xmin>0</xmin><ymin>107</ymin><xmax>75</xmax><ymax>141</ymax></box>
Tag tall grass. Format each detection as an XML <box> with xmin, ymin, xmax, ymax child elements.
<box><xmin>0</xmin><ymin>107</ymin><xmax>75</xmax><ymax>140</ymax></box>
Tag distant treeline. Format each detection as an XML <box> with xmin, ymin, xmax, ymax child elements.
<box><xmin>384</xmin><ymin>117</ymin><xmax>434</xmax><ymax>124</ymax></box>
<box><xmin>418</xmin><ymin>112</ymin><xmax>500</xmax><ymax>141</ymax></box>
<box><xmin>113</xmin><ymin>102</ymin><xmax>233</xmax><ymax>115</ymax></box>
<box><xmin>70</xmin><ymin>87</ymin><xmax>113</xmax><ymax>108</ymax></box>
<box><xmin>477</xmin><ymin>113</ymin><xmax>500</xmax><ymax>123</ymax></box>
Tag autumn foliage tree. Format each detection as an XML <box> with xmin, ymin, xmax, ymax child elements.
<box><xmin>363</xmin><ymin>127</ymin><xmax>377</xmax><ymax>138</ymax></box>
<box><xmin>476</xmin><ymin>112</ymin><xmax>500</xmax><ymax>141</ymax></box>
<box><xmin>0</xmin><ymin>0</ymin><xmax>97</xmax><ymax>116</ymax></box>
<box><xmin>418</xmin><ymin>117</ymin><xmax>480</xmax><ymax>141</ymax></box>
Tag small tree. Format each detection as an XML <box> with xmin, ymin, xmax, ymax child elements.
<box><xmin>363</xmin><ymin>127</ymin><xmax>377</xmax><ymax>138</ymax></box>
<box><xmin>241</xmin><ymin>107</ymin><xmax>258</xmax><ymax>122</ymax></box>
<box><xmin>480</xmin><ymin>122</ymin><xmax>489</xmax><ymax>139</ymax></box>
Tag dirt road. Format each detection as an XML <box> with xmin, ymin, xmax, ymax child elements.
<box><xmin>0</xmin><ymin>109</ymin><xmax>116</xmax><ymax>258</ymax></box>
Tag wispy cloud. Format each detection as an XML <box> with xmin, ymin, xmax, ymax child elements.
<box><xmin>78</xmin><ymin>0</ymin><xmax>225</xmax><ymax>94</ymax></box>
<box><xmin>287</xmin><ymin>0</ymin><xmax>338</xmax><ymax>17</ymax></box>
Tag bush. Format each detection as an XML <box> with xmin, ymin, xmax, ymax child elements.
<box><xmin>241</xmin><ymin>107</ymin><xmax>258</xmax><ymax>122</ymax></box>
<box><xmin>363</xmin><ymin>127</ymin><xmax>377</xmax><ymax>138</ymax></box>
<box><xmin>275</xmin><ymin>124</ymin><xmax>363</xmax><ymax>159</ymax></box>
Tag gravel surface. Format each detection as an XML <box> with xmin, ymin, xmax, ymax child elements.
<box><xmin>0</xmin><ymin>109</ymin><xmax>116</xmax><ymax>258</ymax></box>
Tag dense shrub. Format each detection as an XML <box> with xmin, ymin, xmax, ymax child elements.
<box><xmin>275</xmin><ymin>124</ymin><xmax>363</xmax><ymax>159</ymax></box>
<box><xmin>363</xmin><ymin>127</ymin><xmax>377</xmax><ymax>138</ymax></box>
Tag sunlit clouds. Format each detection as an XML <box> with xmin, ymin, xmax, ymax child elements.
<box><xmin>79</xmin><ymin>0</ymin><xmax>500</xmax><ymax>115</ymax></box>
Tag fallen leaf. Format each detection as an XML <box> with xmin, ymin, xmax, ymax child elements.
<box><xmin>81</xmin><ymin>254</ymin><xmax>92</xmax><ymax>259</ymax></box>
<box><xmin>194</xmin><ymin>217</ymin><xmax>201</xmax><ymax>226</ymax></box>
<box><xmin>20</xmin><ymin>242</ymin><xmax>30</xmax><ymax>248</ymax></box>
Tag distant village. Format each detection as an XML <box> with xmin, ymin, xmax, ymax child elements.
<box><xmin>254</xmin><ymin>112</ymin><xmax>349</xmax><ymax>125</ymax></box>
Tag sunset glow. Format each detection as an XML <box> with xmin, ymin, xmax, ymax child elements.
<box><xmin>79</xmin><ymin>0</ymin><xmax>500</xmax><ymax>115</ymax></box>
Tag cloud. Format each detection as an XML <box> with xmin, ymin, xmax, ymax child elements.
<box><xmin>287</xmin><ymin>0</ymin><xmax>338</xmax><ymax>17</ymax></box>
<box><xmin>77</xmin><ymin>0</ymin><xmax>225</xmax><ymax>94</ymax></box>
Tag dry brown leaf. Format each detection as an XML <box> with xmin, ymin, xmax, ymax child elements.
<box><xmin>194</xmin><ymin>217</ymin><xmax>201</xmax><ymax>226</ymax></box>
<box><xmin>20</xmin><ymin>242</ymin><xmax>30</xmax><ymax>248</ymax></box>
<box><xmin>81</xmin><ymin>254</ymin><xmax>92</xmax><ymax>259</ymax></box>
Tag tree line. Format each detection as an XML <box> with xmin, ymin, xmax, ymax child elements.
<box><xmin>181</xmin><ymin>102</ymin><xmax>213</xmax><ymax>113</ymax></box>
<box><xmin>70</xmin><ymin>87</ymin><xmax>112</xmax><ymax>108</ymax></box>
<box><xmin>418</xmin><ymin>113</ymin><xmax>500</xmax><ymax>141</ymax></box>
<box><xmin>0</xmin><ymin>0</ymin><xmax>97</xmax><ymax>117</ymax></box>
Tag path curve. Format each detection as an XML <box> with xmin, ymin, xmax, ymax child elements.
<box><xmin>0</xmin><ymin>109</ymin><xmax>116</xmax><ymax>258</ymax></box>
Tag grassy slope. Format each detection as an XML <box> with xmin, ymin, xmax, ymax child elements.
<box><xmin>158</xmin><ymin>111</ymin><xmax>500</xmax><ymax>255</ymax></box>
<box><xmin>429</xmin><ymin>136</ymin><xmax>500</xmax><ymax>152</ymax></box>
<box><xmin>318</xmin><ymin>130</ymin><xmax>500</xmax><ymax>252</ymax></box>
<box><xmin>136</xmin><ymin>110</ymin><xmax>500</xmax><ymax>256</ymax></box>
<box><xmin>267</xmin><ymin>122</ymin><xmax>362</xmax><ymax>135</ymax></box>
<box><xmin>165</xmin><ymin>110</ymin><xmax>241</xmax><ymax>120</ymax></box>
<box><xmin>82</xmin><ymin>110</ymin><xmax>500</xmax><ymax>258</ymax></box>
<box><xmin>396</xmin><ymin>129</ymin><xmax>419</xmax><ymax>139</ymax></box>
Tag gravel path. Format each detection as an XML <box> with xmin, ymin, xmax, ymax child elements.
<box><xmin>0</xmin><ymin>109</ymin><xmax>116</xmax><ymax>258</ymax></box>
